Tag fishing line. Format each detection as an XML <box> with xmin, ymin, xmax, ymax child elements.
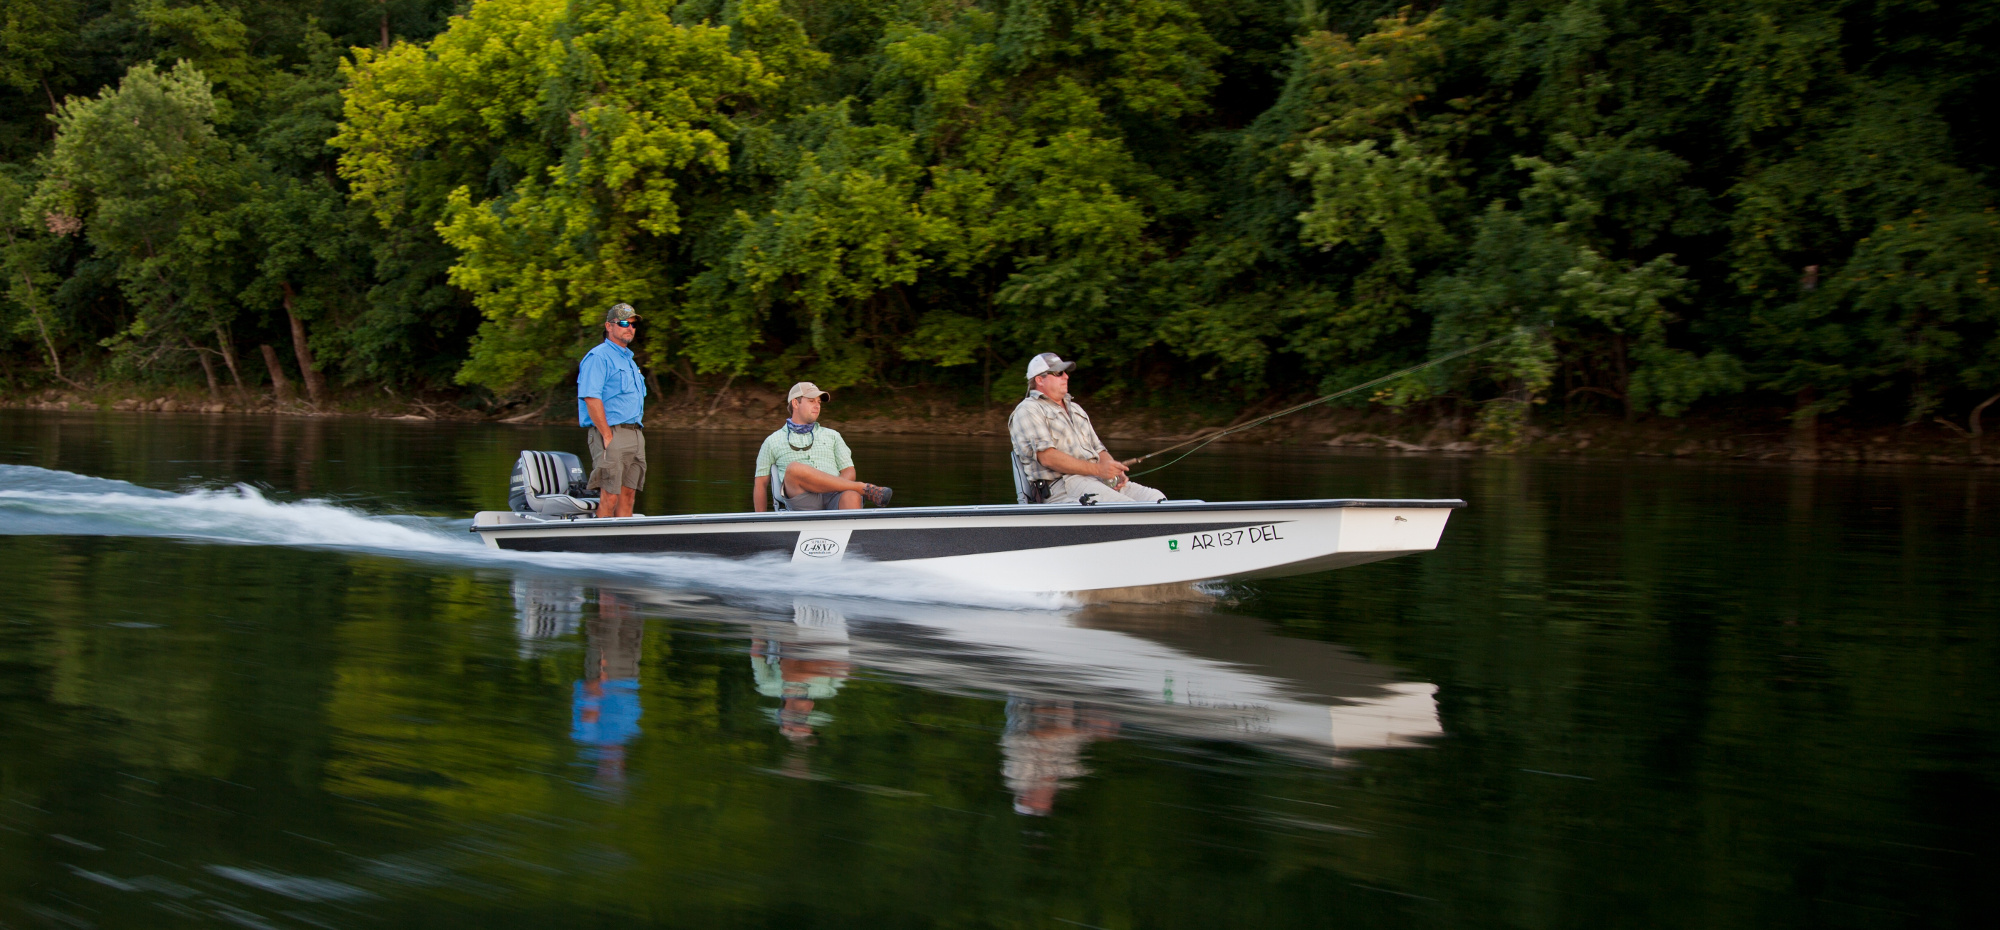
<box><xmin>1124</xmin><ymin>334</ymin><xmax>1514</xmax><ymax>478</ymax></box>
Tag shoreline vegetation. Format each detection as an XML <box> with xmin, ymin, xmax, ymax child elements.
<box><xmin>3</xmin><ymin>2</ymin><xmax>1996</xmax><ymax>459</ymax></box>
<box><xmin>8</xmin><ymin>384</ymin><xmax>1995</xmax><ymax>467</ymax></box>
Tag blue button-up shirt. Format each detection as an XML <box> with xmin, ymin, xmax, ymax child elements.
<box><xmin>577</xmin><ymin>340</ymin><xmax>646</xmax><ymax>428</ymax></box>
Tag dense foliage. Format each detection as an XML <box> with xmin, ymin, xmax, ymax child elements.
<box><xmin>3</xmin><ymin>1</ymin><xmax>1997</xmax><ymax>439</ymax></box>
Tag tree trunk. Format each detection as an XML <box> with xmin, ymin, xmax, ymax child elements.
<box><xmin>5</xmin><ymin>230</ymin><xmax>80</xmax><ymax>388</ymax></box>
<box><xmin>213</xmin><ymin>326</ymin><xmax>248</xmax><ymax>402</ymax></box>
<box><xmin>1790</xmin><ymin>388</ymin><xmax>1819</xmax><ymax>461</ymax></box>
<box><xmin>671</xmin><ymin>359</ymin><xmax>701</xmax><ymax>402</ymax></box>
<box><xmin>31</xmin><ymin>309</ymin><xmax>76</xmax><ymax>387</ymax></box>
<box><xmin>188</xmin><ymin>337</ymin><xmax>222</xmax><ymax>404</ymax></box>
<box><xmin>705</xmin><ymin>373</ymin><xmax>737</xmax><ymax>417</ymax></box>
<box><xmin>282</xmin><ymin>282</ymin><xmax>328</xmax><ymax>406</ymax></box>
<box><xmin>1970</xmin><ymin>391</ymin><xmax>2000</xmax><ymax>457</ymax></box>
<box><xmin>1614</xmin><ymin>334</ymin><xmax>1633</xmax><ymax>422</ymax></box>
<box><xmin>21</xmin><ymin>286</ymin><xmax>78</xmax><ymax>388</ymax></box>
<box><xmin>260</xmin><ymin>344</ymin><xmax>295</xmax><ymax>404</ymax></box>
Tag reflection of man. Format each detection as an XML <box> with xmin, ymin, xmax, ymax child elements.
<box><xmin>1009</xmin><ymin>353</ymin><xmax>1166</xmax><ymax>504</ymax></box>
<box><xmin>573</xmin><ymin>591</ymin><xmax>644</xmax><ymax>787</ymax></box>
<box><xmin>578</xmin><ymin>303</ymin><xmax>648</xmax><ymax>518</ymax></box>
<box><xmin>752</xmin><ymin>382</ymin><xmax>892</xmax><ymax>511</ymax></box>
<box><xmin>1001</xmin><ymin>698</ymin><xmax>1118</xmax><ymax>816</ymax></box>
<box><xmin>750</xmin><ymin>637</ymin><xmax>852</xmax><ymax>744</ymax></box>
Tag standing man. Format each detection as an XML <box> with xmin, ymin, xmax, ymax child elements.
<box><xmin>1008</xmin><ymin>352</ymin><xmax>1167</xmax><ymax>504</ymax></box>
<box><xmin>579</xmin><ymin>303</ymin><xmax>648</xmax><ymax>518</ymax></box>
<box><xmin>752</xmin><ymin>382</ymin><xmax>893</xmax><ymax>511</ymax></box>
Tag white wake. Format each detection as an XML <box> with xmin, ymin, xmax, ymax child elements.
<box><xmin>0</xmin><ymin>464</ymin><xmax>1065</xmax><ymax>609</ymax></box>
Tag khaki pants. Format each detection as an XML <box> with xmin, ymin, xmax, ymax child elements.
<box><xmin>1046</xmin><ymin>475</ymin><xmax>1164</xmax><ymax>504</ymax></box>
<box><xmin>586</xmin><ymin>425</ymin><xmax>647</xmax><ymax>492</ymax></box>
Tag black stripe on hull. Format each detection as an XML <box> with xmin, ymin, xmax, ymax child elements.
<box><xmin>496</xmin><ymin>530</ymin><xmax>799</xmax><ymax>558</ymax></box>
<box><xmin>490</xmin><ymin>521</ymin><xmax>1290</xmax><ymax>561</ymax></box>
<box><xmin>840</xmin><ymin>521</ymin><xmax>1275</xmax><ymax>561</ymax></box>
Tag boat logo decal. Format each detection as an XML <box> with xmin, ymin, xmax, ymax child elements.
<box><xmin>798</xmin><ymin>537</ymin><xmax>842</xmax><ymax>558</ymax></box>
<box><xmin>1168</xmin><ymin>539</ymin><xmax>1179</xmax><ymax>551</ymax></box>
<box><xmin>1395</xmin><ymin>515</ymin><xmax>1408</xmax><ymax>522</ymax></box>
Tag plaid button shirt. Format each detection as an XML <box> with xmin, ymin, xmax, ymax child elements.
<box><xmin>1009</xmin><ymin>391</ymin><xmax>1107</xmax><ymax>481</ymax></box>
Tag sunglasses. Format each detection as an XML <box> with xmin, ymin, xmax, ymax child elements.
<box><xmin>613</xmin><ymin>320</ymin><xmax>637</xmax><ymax>328</ymax></box>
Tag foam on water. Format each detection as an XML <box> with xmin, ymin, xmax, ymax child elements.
<box><xmin>0</xmin><ymin>464</ymin><xmax>1067</xmax><ymax>609</ymax></box>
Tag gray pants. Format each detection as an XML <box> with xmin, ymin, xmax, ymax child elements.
<box><xmin>1045</xmin><ymin>475</ymin><xmax>1165</xmax><ymax>504</ymax></box>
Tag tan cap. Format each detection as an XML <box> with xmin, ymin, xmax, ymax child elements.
<box><xmin>787</xmin><ymin>382</ymin><xmax>830</xmax><ymax>405</ymax></box>
<box><xmin>604</xmin><ymin>302</ymin><xmax>640</xmax><ymax>323</ymax></box>
<box><xmin>1025</xmin><ymin>352</ymin><xmax>1074</xmax><ymax>380</ymax></box>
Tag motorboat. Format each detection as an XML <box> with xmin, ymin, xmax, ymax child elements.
<box><xmin>476</xmin><ymin>450</ymin><xmax>1464</xmax><ymax>594</ymax></box>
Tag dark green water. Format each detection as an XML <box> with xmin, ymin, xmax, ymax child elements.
<box><xmin>1</xmin><ymin>410</ymin><xmax>1995</xmax><ymax>928</ymax></box>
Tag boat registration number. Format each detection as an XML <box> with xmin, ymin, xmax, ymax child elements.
<box><xmin>1178</xmin><ymin>524</ymin><xmax>1283</xmax><ymax>551</ymax></box>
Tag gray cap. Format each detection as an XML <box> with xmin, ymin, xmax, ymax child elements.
<box><xmin>1025</xmin><ymin>352</ymin><xmax>1074</xmax><ymax>380</ymax></box>
<box><xmin>604</xmin><ymin>302</ymin><xmax>640</xmax><ymax>324</ymax></box>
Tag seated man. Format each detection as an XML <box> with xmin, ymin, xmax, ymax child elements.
<box><xmin>752</xmin><ymin>382</ymin><xmax>893</xmax><ymax>511</ymax></box>
<box><xmin>1008</xmin><ymin>352</ymin><xmax>1166</xmax><ymax>504</ymax></box>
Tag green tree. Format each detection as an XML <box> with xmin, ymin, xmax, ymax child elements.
<box><xmin>28</xmin><ymin>61</ymin><xmax>253</xmax><ymax>400</ymax></box>
<box><xmin>1733</xmin><ymin>80</ymin><xmax>2000</xmax><ymax>430</ymax></box>
<box><xmin>337</xmin><ymin>0</ymin><xmax>803</xmax><ymax>397</ymax></box>
<box><xmin>0</xmin><ymin>166</ymin><xmax>80</xmax><ymax>386</ymax></box>
<box><xmin>0</xmin><ymin>0</ymin><xmax>80</xmax><ymax>113</ymax></box>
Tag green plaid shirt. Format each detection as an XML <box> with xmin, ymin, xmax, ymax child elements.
<box><xmin>1009</xmin><ymin>391</ymin><xmax>1106</xmax><ymax>482</ymax></box>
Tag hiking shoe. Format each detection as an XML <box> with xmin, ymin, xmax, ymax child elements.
<box><xmin>862</xmin><ymin>484</ymin><xmax>893</xmax><ymax>507</ymax></box>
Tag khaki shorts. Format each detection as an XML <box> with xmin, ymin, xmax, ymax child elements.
<box><xmin>782</xmin><ymin>489</ymin><xmax>845</xmax><ymax>511</ymax></box>
<box><xmin>586</xmin><ymin>425</ymin><xmax>647</xmax><ymax>492</ymax></box>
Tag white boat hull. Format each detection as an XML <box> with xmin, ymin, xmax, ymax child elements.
<box><xmin>474</xmin><ymin>499</ymin><xmax>1461</xmax><ymax>594</ymax></box>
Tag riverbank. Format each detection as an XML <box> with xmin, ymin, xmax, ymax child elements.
<box><xmin>5</xmin><ymin>383</ymin><xmax>1995</xmax><ymax>466</ymax></box>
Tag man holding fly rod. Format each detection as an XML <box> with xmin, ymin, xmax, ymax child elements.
<box><xmin>1009</xmin><ymin>352</ymin><xmax>1167</xmax><ymax>504</ymax></box>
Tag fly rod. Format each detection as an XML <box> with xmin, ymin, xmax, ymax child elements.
<box><xmin>1124</xmin><ymin>333</ymin><xmax>1514</xmax><ymax>478</ymax></box>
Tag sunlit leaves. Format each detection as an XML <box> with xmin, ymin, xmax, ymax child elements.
<box><xmin>337</xmin><ymin>0</ymin><xmax>789</xmax><ymax>394</ymax></box>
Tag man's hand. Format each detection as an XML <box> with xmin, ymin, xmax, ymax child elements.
<box><xmin>1037</xmin><ymin>447</ymin><xmax>1128</xmax><ymax>488</ymax></box>
<box><xmin>584</xmin><ymin>396</ymin><xmax>614</xmax><ymax>447</ymax></box>
<box><xmin>1097</xmin><ymin>452</ymin><xmax>1129</xmax><ymax>489</ymax></box>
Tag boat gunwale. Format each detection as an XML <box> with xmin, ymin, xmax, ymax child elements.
<box><xmin>470</xmin><ymin>498</ymin><xmax>1467</xmax><ymax>534</ymax></box>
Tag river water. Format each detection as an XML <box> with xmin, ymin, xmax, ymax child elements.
<box><xmin>0</xmin><ymin>409</ymin><xmax>1993</xmax><ymax>928</ymax></box>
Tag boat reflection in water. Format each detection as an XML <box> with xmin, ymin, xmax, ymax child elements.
<box><xmin>513</xmin><ymin>577</ymin><xmax>584</xmax><ymax>650</ymax></box>
<box><xmin>513</xmin><ymin>581</ymin><xmax>1441</xmax><ymax>815</ymax></box>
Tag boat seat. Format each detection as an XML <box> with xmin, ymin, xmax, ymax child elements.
<box><xmin>1010</xmin><ymin>446</ymin><xmax>1048</xmax><ymax>505</ymax></box>
<box><xmin>770</xmin><ymin>463</ymin><xmax>792</xmax><ymax>511</ymax></box>
<box><xmin>509</xmin><ymin>450</ymin><xmax>599</xmax><ymax>517</ymax></box>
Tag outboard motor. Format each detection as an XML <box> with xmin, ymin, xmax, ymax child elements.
<box><xmin>508</xmin><ymin>450</ymin><xmax>600</xmax><ymax>517</ymax></box>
